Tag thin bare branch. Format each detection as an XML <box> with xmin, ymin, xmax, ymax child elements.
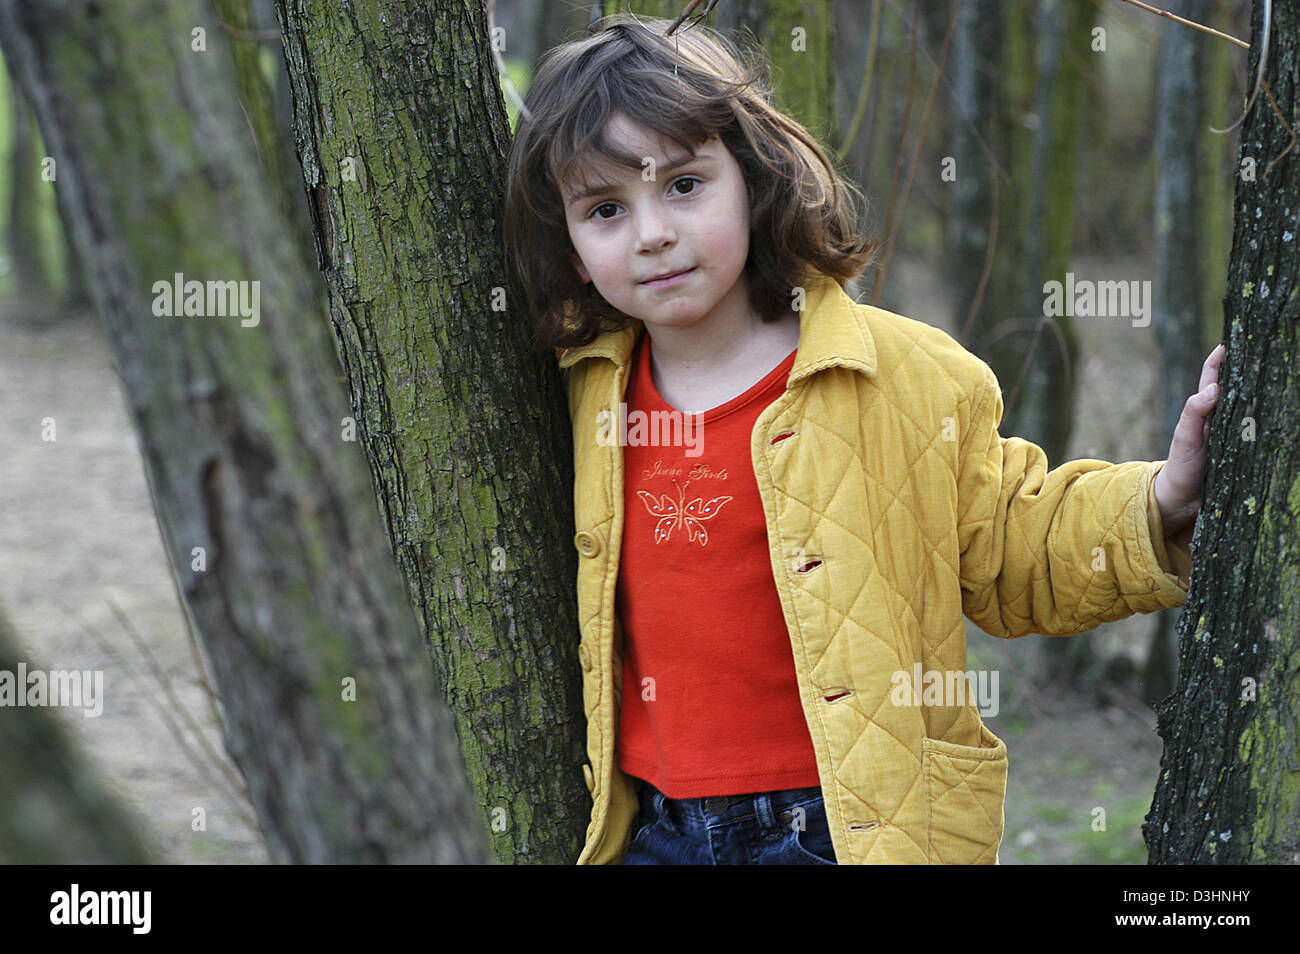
<box><xmin>59</xmin><ymin>601</ymin><xmax>258</xmax><ymax>833</ymax></box>
<box><xmin>873</xmin><ymin>0</ymin><xmax>963</xmax><ymax>305</ymax></box>
<box><xmin>215</xmin><ymin>20</ymin><xmax>281</xmax><ymax>42</ymax></box>
<box><xmin>1261</xmin><ymin>79</ymin><xmax>1296</xmax><ymax>177</ymax></box>
<box><xmin>1207</xmin><ymin>0</ymin><xmax>1269</xmax><ymax>134</ymax></box>
<box><xmin>1117</xmin><ymin>0</ymin><xmax>1248</xmax><ymax>49</ymax></box>
<box><xmin>488</xmin><ymin>0</ymin><xmax>533</xmax><ymax>125</ymax></box>
<box><xmin>959</xmin><ymin>172</ymin><xmax>999</xmax><ymax>349</ymax></box>
<box><xmin>667</xmin><ymin>0</ymin><xmax>721</xmax><ymax>37</ymax></box>
<box><xmin>834</xmin><ymin>0</ymin><xmax>882</xmax><ymax>159</ymax></box>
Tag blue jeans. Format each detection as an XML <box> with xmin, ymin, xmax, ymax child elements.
<box><xmin>621</xmin><ymin>780</ymin><xmax>838</xmax><ymax>865</ymax></box>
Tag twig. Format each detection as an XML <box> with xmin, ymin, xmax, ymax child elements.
<box><xmin>102</xmin><ymin>595</ymin><xmax>252</xmax><ymax>806</ymax></box>
<box><xmin>977</xmin><ymin>315</ymin><xmax>1073</xmax><ymax>421</ymax></box>
<box><xmin>834</xmin><ymin>0</ymin><xmax>882</xmax><ymax>159</ymax></box>
<box><xmin>58</xmin><ymin>600</ymin><xmax>258</xmax><ymax>832</ymax></box>
<box><xmin>1261</xmin><ymin>79</ymin><xmax>1296</xmax><ymax>178</ymax></box>
<box><xmin>488</xmin><ymin>0</ymin><xmax>533</xmax><ymax>125</ymax></box>
<box><xmin>873</xmin><ymin>0</ymin><xmax>962</xmax><ymax>306</ymax></box>
<box><xmin>666</xmin><ymin>0</ymin><xmax>720</xmax><ymax>37</ymax></box>
<box><xmin>215</xmin><ymin>20</ymin><xmax>281</xmax><ymax>43</ymax></box>
<box><xmin>959</xmin><ymin>172</ymin><xmax>999</xmax><ymax>349</ymax></box>
<box><xmin>236</xmin><ymin>95</ymin><xmax>265</xmax><ymax>180</ymax></box>
<box><xmin>873</xmin><ymin>0</ymin><xmax>1011</xmax><ymax>180</ymax></box>
<box><xmin>1208</xmin><ymin>0</ymin><xmax>1270</xmax><ymax>135</ymax></box>
<box><xmin>1116</xmin><ymin>0</ymin><xmax>1248</xmax><ymax>49</ymax></box>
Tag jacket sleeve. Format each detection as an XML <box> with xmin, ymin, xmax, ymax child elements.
<box><xmin>957</xmin><ymin>360</ymin><xmax>1190</xmax><ymax>639</ymax></box>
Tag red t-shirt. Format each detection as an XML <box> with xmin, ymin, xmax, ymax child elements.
<box><xmin>615</xmin><ymin>332</ymin><xmax>822</xmax><ymax>797</ymax></box>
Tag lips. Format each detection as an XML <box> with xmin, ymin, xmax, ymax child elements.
<box><xmin>642</xmin><ymin>267</ymin><xmax>693</xmax><ymax>284</ymax></box>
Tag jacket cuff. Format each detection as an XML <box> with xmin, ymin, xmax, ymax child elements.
<box><xmin>1144</xmin><ymin>461</ymin><xmax>1192</xmax><ymax>592</ymax></box>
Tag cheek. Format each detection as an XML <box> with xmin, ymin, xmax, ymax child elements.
<box><xmin>564</xmin><ymin>226</ymin><xmax>593</xmax><ymax>277</ymax></box>
<box><xmin>567</xmin><ymin>242</ymin><xmax>592</xmax><ymax>283</ymax></box>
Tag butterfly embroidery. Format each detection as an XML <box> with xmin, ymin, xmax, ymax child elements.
<box><xmin>636</xmin><ymin>478</ymin><xmax>733</xmax><ymax>546</ymax></box>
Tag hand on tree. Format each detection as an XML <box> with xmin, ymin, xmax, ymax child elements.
<box><xmin>1153</xmin><ymin>342</ymin><xmax>1227</xmax><ymax>550</ymax></box>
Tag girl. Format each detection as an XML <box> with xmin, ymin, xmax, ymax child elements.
<box><xmin>503</xmin><ymin>14</ymin><xmax>1224</xmax><ymax>865</ymax></box>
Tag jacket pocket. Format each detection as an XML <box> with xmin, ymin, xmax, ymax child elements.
<box><xmin>921</xmin><ymin>722</ymin><xmax>1008</xmax><ymax>864</ymax></box>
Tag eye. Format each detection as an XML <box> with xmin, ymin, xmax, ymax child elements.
<box><xmin>589</xmin><ymin>201</ymin><xmax>619</xmax><ymax>221</ymax></box>
<box><xmin>671</xmin><ymin>175</ymin><xmax>701</xmax><ymax>195</ymax></box>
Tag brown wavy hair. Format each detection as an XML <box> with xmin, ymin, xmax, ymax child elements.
<box><xmin>504</xmin><ymin>12</ymin><xmax>878</xmax><ymax>353</ymax></box>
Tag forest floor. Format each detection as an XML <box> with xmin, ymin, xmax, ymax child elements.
<box><xmin>0</xmin><ymin>251</ymin><xmax>1190</xmax><ymax>864</ymax></box>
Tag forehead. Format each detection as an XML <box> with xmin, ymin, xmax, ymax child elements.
<box><xmin>558</xmin><ymin>114</ymin><xmax>721</xmax><ymax>202</ymax></box>
<box><xmin>598</xmin><ymin>113</ymin><xmax>686</xmax><ymax>158</ymax></box>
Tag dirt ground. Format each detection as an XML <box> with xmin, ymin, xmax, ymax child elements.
<box><xmin>0</xmin><ymin>251</ymin><xmax>1184</xmax><ymax>864</ymax></box>
<box><xmin>0</xmin><ymin>303</ymin><xmax>269</xmax><ymax>864</ymax></box>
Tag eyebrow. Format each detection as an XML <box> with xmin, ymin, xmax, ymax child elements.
<box><xmin>565</xmin><ymin>154</ymin><xmax>716</xmax><ymax>208</ymax></box>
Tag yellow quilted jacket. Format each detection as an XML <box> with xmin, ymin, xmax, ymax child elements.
<box><xmin>556</xmin><ymin>272</ymin><xmax>1190</xmax><ymax>864</ymax></box>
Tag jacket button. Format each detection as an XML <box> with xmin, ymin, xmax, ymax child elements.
<box><xmin>582</xmin><ymin>763</ymin><xmax>595</xmax><ymax>792</ymax></box>
<box><xmin>578</xmin><ymin>644</ymin><xmax>592</xmax><ymax>670</ymax></box>
<box><xmin>574</xmin><ymin>531</ymin><xmax>602</xmax><ymax>557</ymax></box>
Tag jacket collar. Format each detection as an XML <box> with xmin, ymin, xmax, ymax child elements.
<box><xmin>556</xmin><ymin>271</ymin><xmax>877</xmax><ymax>386</ymax></box>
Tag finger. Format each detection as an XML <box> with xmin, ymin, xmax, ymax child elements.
<box><xmin>1175</xmin><ymin>388</ymin><xmax>1216</xmax><ymax>454</ymax></box>
<box><xmin>1198</xmin><ymin>343</ymin><xmax>1226</xmax><ymax>392</ymax></box>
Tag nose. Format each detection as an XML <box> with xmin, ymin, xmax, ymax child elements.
<box><xmin>633</xmin><ymin>202</ymin><xmax>676</xmax><ymax>254</ymax></box>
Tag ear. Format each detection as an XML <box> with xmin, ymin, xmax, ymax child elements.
<box><xmin>570</xmin><ymin>252</ymin><xmax>590</xmax><ymax>284</ymax></box>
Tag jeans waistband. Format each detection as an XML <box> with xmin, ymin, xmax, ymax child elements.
<box><xmin>641</xmin><ymin>782</ymin><xmax>824</xmax><ymax>832</ymax></box>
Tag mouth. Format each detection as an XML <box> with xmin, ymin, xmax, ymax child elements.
<box><xmin>641</xmin><ymin>267</ymin><xmax>695</xmax><ymax>286</ymax></box>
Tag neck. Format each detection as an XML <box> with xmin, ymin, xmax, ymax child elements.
<box><xmin>642</xmin><ymin>276</ymin><xmax>797</xmax><ymax>377</ymax></box>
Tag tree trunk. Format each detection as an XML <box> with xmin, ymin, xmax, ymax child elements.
<box><xmin>947</xmin><ymin>0</ymin><xmax>1004</xmax><ymax>350</ymax></box>
<box><xmin>716</xmin><ymin>0</ymin><xmax>836</xmax><ymax>143</ymax></box>
<box><xmin>0</xmin><ymin>0</ymin><xmax>488</xmax><ymax>863</ymax></box>
<box><xmin>1142</xmin><ymin>0</ymin><xmax>1209</xmax><ymax>705</ymax></box>
<box><xmin>0</xmin><ymin>600</ymin><xmax>154</xmax><ymax>863</ymax></box>
<box><xmin>949</xmin><ymin>0</ymin><xmax>1037</xmax><ymax>407</ymax></box>
<box><xmin>856</xmin><ymin>0</ymin><xmax>909</xmax><ymax>304</ymax></box>
<box><xmin>5</xmin><ymin>73</ymin><xmax>56</xmax><ymax>321</ymax></box>
<box><xmin>1014</xmin><ymin>0</ymin><xmax>1087</xmax><ymax>468</ymax></box>
<box><xmin>211</xmin><ymin>0</ymin><xmax>317</xmax><ymax>278</ymax></box>
<box><xmin>270</xmin><ymin>0</ymin><xmax>588</xmax><ymax>862</ymax></box>
<box><xmin>58</xmin><ymin>201</ymin><xmax>90</xmax><ymax>310</ymax></box>
<box><xmin>1145</xmin><ymin>0</ymin><xmax>1300</xmax><ymax>864</ymax></box>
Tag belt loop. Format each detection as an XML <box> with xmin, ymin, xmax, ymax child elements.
<box><xmin>756</xmin><ymin>792</ymin><xmax>775</xmax><ymax>829</ymax></box>
<box><xmin>653</xmin><ymin>790</ymin><xmax>680</xmax><ymax>835</ymax></box>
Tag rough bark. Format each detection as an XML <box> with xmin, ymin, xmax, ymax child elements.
<box><xmin>0</xmin><ymin>0</ymin><xmax>489</xmax><ymax>863</ymax></box>
<box><xmin>1145</xmin><ymin>0</ymin><xmax>1300</xmax><ymax>864</ymax></box>
<box><xmin>270</xmin><ymin>0</ymin><xmax>587</xmax><ymax>862</ymax></box>
<box><xmin>0</xmin><ymin>600</ymin><xmax>154</xmax><ymax>863</ymax></box>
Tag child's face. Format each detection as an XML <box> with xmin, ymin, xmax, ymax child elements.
<box><xmin>559</xmin><ymin>113</ymin><xmax>753</xmax><ymax>334</ymax></box>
